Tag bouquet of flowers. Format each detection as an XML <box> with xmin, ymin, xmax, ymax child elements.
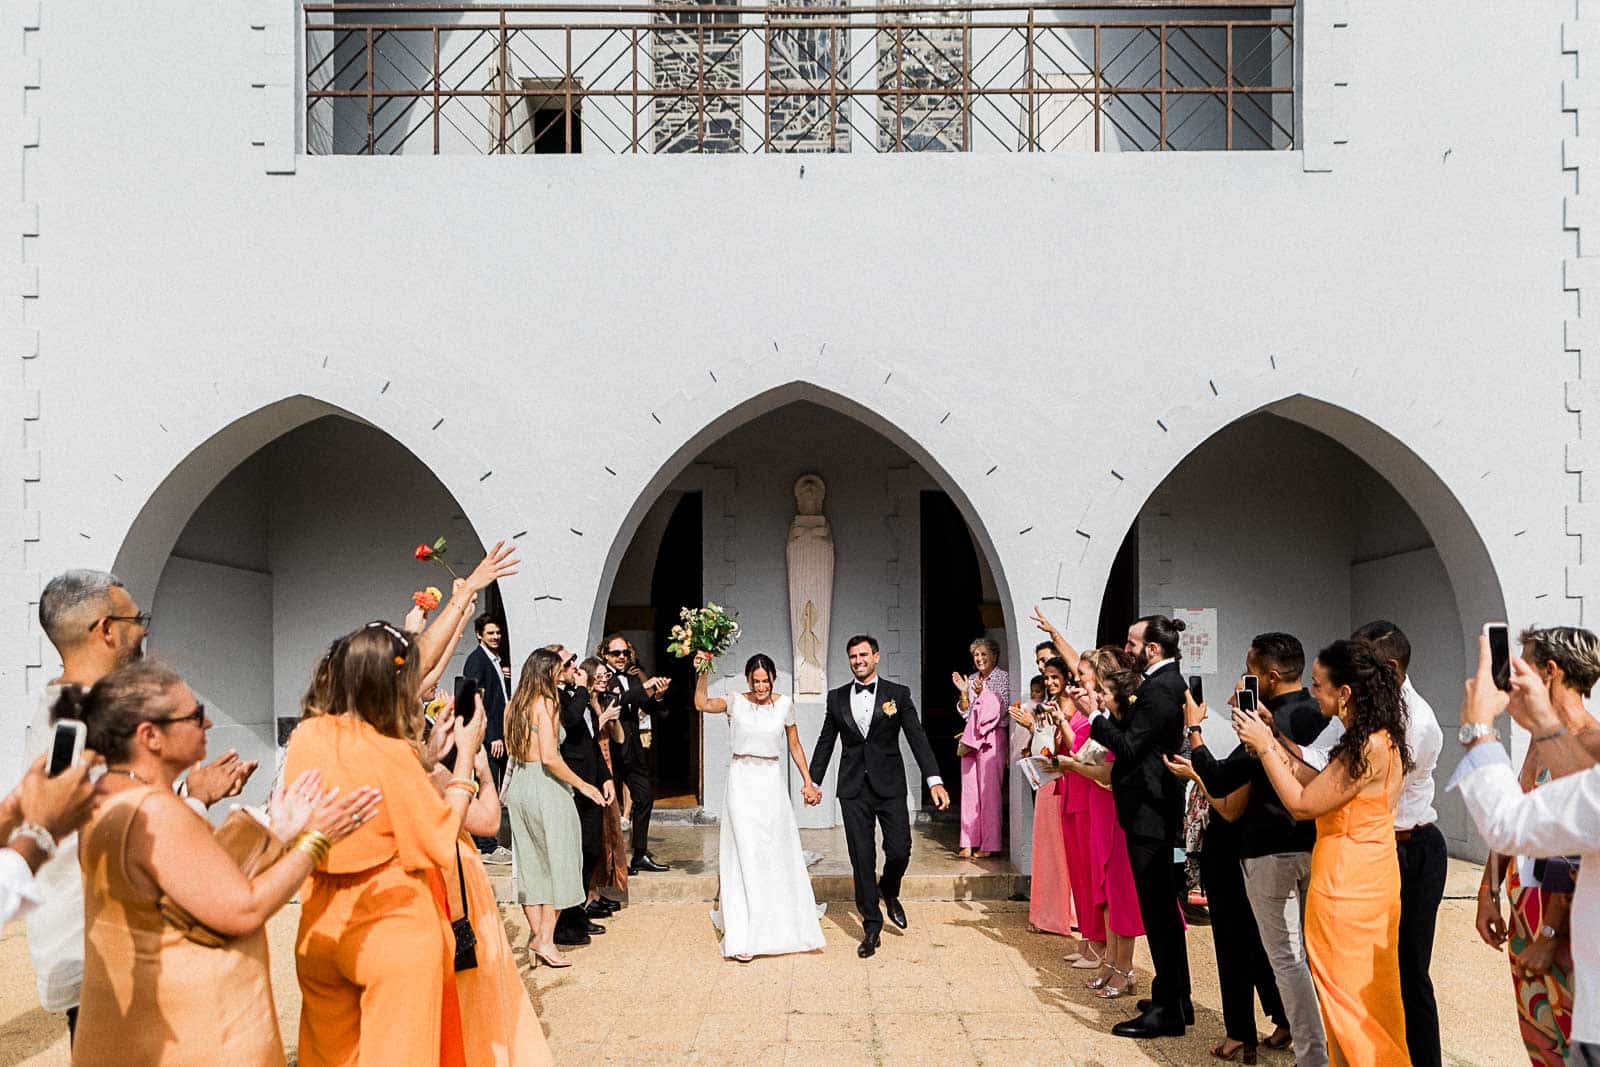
<box><xmin>666</xmin><ymin>603</ymin><xmax>741</xmax><ymax>674</ymax></box>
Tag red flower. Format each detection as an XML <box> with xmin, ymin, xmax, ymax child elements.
<box><xmin>414</xmin><ymin>544</ymin><xmax>433</xmax><ymax>561</ymax></box>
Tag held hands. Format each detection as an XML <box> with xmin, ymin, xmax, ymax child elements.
<box><xmin>801</xmin><ymin>782</ymin><xmax>822</xmax><ymax>806</ymax></box>
<box><xmin>186</xmin><ymin>750</ymin><xmax>259</xmax><ymax>807</ymax></box>
<box><xmin>929</xmin><ymin>783</ymin><xmax>951</xmax><ymax>811</ymax></box>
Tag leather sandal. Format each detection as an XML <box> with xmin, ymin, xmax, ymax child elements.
<box><xmin>1208</xmin><ymin>1041</ymin><xmax>1257</xmax><ymax>1064</ymax></box>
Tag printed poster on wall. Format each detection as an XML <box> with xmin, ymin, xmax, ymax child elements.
<box><xmin>1174</xmin><ymin>607</ymin><xmax>1218</xmax><ymax>675</ymax></box>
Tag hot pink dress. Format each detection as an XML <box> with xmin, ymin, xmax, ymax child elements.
<box><xmin>1027</xmin><ymin>716</ymin><xmax>1074</xmax><ymax>935</ymax></box>
<box><xmin>959</xmin><ymin>688</ymin><xmax>1005</xmax><ymax>852</ymax></box>
<box><xmin>1062</xmin><ymin>710</ymin><xmax>1105</xmax><ymax>942</ymax></box>
<box><xmin>1086</xmin><ymin>745</ymin><xmax>1144</xmax><ymax>938</ymax></box>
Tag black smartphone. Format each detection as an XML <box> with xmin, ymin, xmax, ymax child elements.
<box><xmin>1242</xmin><ymin>674</ymin><xmax>1260</xmax><ymax>702</ymax></box>
<box><xmin>1485</xmin><ymin>622</ymin><xmax>1511</xmax><ymax>692</ymax></box>
<box><xmin>48</xmin><ymin>719</ymin><xmax>85</xmax><ymax>777</ymax></box>
<box><xmin>453</xmin><ymin>676</ymin><xmax>479</xmax><ymax>723</ymax></box>
<box><xmin>1237</xmin><ymin>687</ymin><xmax>1259</xmax><ymax>714</ymax></box>
<box><xmin>1187</xmin><ymin>675</ymin><xmax>1203</xmax><ymax>704</ymax></box>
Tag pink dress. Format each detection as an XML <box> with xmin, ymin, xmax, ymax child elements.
<box><xmin>1028</xmin><ymin>776</ymin><xmax>1076</xmax><ymax>935</ymax></box>
<box><xmin>959</xmin><ymin>688</ymin><xmax>1005</xmax><ymax>852</ymax></box>
<box><xmin>1086</xmin><ymin>746</ymin><xmax>1144</xmax><ymax>938</ymax></box>
<box><xmin>1062</xmin><ymin>711</ymin><xmax>1105</xmax><ymax>942</ymax></box>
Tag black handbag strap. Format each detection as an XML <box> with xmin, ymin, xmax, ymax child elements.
<box><xmin>455</xmin><ymin>849</ymin><xmax>471</xmax><ymax>923</ymax></box>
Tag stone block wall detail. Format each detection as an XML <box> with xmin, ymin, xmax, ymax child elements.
<box><xmin>1299</xmin><ymin>0</ymin><xmax>1350</xmax><ymax>173</ymax></box>
<box><xmin>1566</xmin><ymin>12</ymin><xmax>1600</xmax><ymax>624</ymax></box>
<box><xmin>248</xmin><ymin>0</ymin><xmax>298</xmax><ymax>172</ymax></box>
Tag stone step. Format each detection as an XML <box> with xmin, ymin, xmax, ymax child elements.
<box><xmin>482</xmin><ymin>865</ymin><xmax>1020</xmax><ymax>905</ymax></box>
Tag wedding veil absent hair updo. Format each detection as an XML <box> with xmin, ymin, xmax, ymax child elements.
<box><xmin>301</xmin><ymin>621</ymin><xmax>426</xmax><ymax>750</ymax></box>
<box><xmin>506</xmin><ymin>647</ymin><xmax>563</xmax><ymax>762</ymax></box>
<box><xmin>52</xmin><ymin>660</ymin><xmax>186</xmax><ymax>763</ymax></box>
<box><xmin>744</xmin><ymin>653</ymin><xmax>777</xmax><ymax>681</ymax></box>
<box><xmin>1319</xmin><ymin>638</ymin><xmax>1413</xmax><ymax>782</ymax></box>
<box><xmin>1139</xmin><ymin>615</ymin><xmax>1187</xmax><ymax>660</ymax></box>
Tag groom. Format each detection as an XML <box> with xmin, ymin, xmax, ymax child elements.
<box><xmin>810</xmin><ymin>634</ymin><xmax>949</xmax><ymax>958</ymax></box>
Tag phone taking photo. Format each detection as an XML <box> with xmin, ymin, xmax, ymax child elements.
<box><xmin>1187</xmin><ymin>675</ymin><xmax>1204</xmax><ymax>704</ymax></box>
<box><xmin>48</xmin><ymin>719</ymin><xmax>86</xmax><ymax>777</ymax></box>
<box><xmin>1242</xmin><ymin>674</ymin><xmax>1260</xmax><ymax>702</ymax></box>
<box><xmin>1237</xmin><ymin>687</ymin><xmax>1259</xmax><ymax>714</ymax></box>
<box><xmin>453</xmin><ymin>676</ymin><xmax>479</xmax><ymax>723</ymax></box>
<box><xmin>1485</xmin><ymin>622</ymin><xmax>1511</xmax><ymax>693</ymax></box>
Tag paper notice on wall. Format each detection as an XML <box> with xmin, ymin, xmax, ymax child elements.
<box><xmin>1174</xmin><ymin>607</ymin><xmax>1218</xmax><ymax>675</ymax></box>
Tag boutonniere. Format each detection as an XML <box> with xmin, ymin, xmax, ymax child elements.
<box><xmin>1127</xmin><ymin>694</ymin><xmax>1139</xmax><ymax>706</ymax></box>
<box><xmin>882</xmin><ymin>700</ymin><xmax>899</xmax><ymax>717</ymax></box>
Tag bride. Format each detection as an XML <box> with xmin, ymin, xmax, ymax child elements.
<box><xmin>693</xmin><ymin>650</ymin><xmax>827</xmax><ymax>961</ymax></box>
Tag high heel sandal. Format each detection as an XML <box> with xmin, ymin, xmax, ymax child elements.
<box><xmin>1261</xmin><ymin>1028</ymin><xmax>1292</xmax><ymax>1050</ymax></box>
<box><xmin>532</xmin><ymin>947</ymin><xmax>572</xmax><ymax>969</ymax></box>
<box><xmin>1069</xmin><ymin>948</ymin><xmax>1106</xmax><ymax>969</ymax></box>
<box><xmin>1094</xmin><ymin>967</ymin><xmax>1136</xmax><ymax>1000</ymax></box>
<box><xmin>1086</xmin><ymin>964</ymin><xmax>1114</xmax><ymax>990</ymax></box>
<box><xmin>1209</xmin><ymin>1040</ymin><xmax>1258</xmax><ymax>1064</ymax></box>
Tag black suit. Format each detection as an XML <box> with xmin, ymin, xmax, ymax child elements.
<box><xmin>809</xmin><ymin>677</ymin><xmax>941</xmax><ymax>938</ymax></box>
<box><xmin>556</xmin><ymin>686</ymin><xmax>613</xmax><ymax>937</ymax></box>
<box><xmin>463</xmin><ymin>644</ymin><xmax>510</xmax><ymax>853</ymax></box>
<box><xmin>1090</xmin><ymin>660</ymin><xmax>1191</xmax><ymax>1018</ymax></box>
<box><xmin>607</xmin><ymin>670</ymin><xmax>664</xmax><ymax>861</ymax></box>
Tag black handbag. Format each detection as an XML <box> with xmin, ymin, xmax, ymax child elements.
<box><xmin>451</xmin><ymin>852</ymin><xmax>479</xmax><ymax>972</ymax></box>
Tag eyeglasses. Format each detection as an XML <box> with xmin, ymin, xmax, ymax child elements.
<box><xmin>604</xmin><ymin>647</ymin><xmax>628</xmax><ymax>658</ymax></box>
<box><xmin>95</xmin><ymin>613</ymin><xmax>152</xmax><ymax>632</ymax></box>
<box><xmin>151</xmin><ymin>704</ymin><xmax>206</xmax><ymax>729</ymax></box>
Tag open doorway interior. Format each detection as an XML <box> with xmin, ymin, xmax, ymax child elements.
<box><xmin>648</xmin><ymin>491</ymin><xmax>703</xmax><ymax>806</ymax></box>
<box><xmin>919</xmin><ymin>490</ymin><xmax>987</xmax><ymax>812</ymax></box>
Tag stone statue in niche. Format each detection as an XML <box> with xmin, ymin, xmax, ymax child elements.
<box><xmin>787</xmin><ymin>474</ymin><xmax>834</xmax><ymax>696</ymax></box>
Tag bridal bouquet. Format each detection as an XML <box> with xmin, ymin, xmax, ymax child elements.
<box><xmin>666</xmin><ymin>603</ymin><xmax>741</xmax><ymax>674</ymax></box>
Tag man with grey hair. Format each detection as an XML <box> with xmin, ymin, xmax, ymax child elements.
<box><xmin>24</xmin><ymin>569</ymin><xmax>255</xmax><ymax>1038</ymax></box>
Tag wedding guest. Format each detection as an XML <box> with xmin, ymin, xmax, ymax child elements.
<box><xmin>0</xmin><ymin>753</ymin><xmax>99</xmax><ymax>927</ymax></box>
<box><xmin>464</xmin><ymin>613</ymin><xmax>512</xmax><ymax>857</ymax></box>
<box><xmin>1236</xmin><ymin>638</ymin><xmax>1412</xmax><ymax>1065</ymax></box>
<box><xmin>597</xmin><ymin>634</ymin><xmax>672</xmax><ymax>873</ymax></box>
<box><xmin>27</xmin><ymin>568</ymin><xmax>256</xmax><ymax>1038</ymax></box>
<box><xmin>554</xmin><ymin>649</ymin><xmax>616</xmax><ymax>946</ymax></box>
<box><xmin>1013</xmin><ymin>675</ymin><xmax>1077</xmax><ymax>942</ymax></box>
<box><xmin>1065</xmin><ymin>652</ymin><xmax>1146</xmax><ymax>1000</ymax></box>
<box><xmin>286</xmin><ymin>620</ymin><xmax>489</xmax><ymax>1066</ymax></box>
<box><xmin>505</xmin><ymin>647</ymin><xmax>607</xmax><ymax>967</ymax></box>
<box><xmin>1036</xmin><ymin>641</ymin><xmax>1059</xmax><ymax>674</ymax></box>
<box><xmin>954</xmin><ymin>637</ymin><xmax>1007</xmax><ymax>858</ymax></box>
<box><xmin>581</xmin><ymin>659</ymin><xmax>630</xmax><ymax>905</ymax></box>
<box><xmin>1474</xmin><ymin>626</ymin><xmax>1600</xmax><ymax>1065</ymax></box>
<box><xmin>1177</xmin><ymin>633</ymin><xmax>1324</xmax><ymax>1065</ymax></box>
<box><xmin>1091</xmin><ymin>616</ymin><xmax>1192</xmax><ymax>1039</ymax></box>
<box><xmin>64</xmin><ymin>661</ymin><xmax>379</xmax><ymax>1065</ymax></box>
<box><xmin>1453</xmin><ymin>636</ymin><xmax>1600</xmax><ymax>1067</ymax></box>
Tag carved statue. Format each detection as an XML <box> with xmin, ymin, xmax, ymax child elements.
<box><xmin>786</xmin><ymin>474</ymin><xmax>834</xmax><ymax>696</ymax></box>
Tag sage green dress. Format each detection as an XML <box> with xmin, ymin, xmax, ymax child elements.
<box><xmin>505</xmin><ymin>723</ymin><xmax>585</xmax><ymax>909</ymax></box>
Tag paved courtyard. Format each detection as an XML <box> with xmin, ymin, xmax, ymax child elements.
<box><xmin>0</xmin><ymin>849</ymin><xmax>1530</xmax><ymax>1066</ymax></box>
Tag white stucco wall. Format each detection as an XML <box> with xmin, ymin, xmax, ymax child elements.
<box><xmin>1</xmin><ymin>2</ymin><xmax>1585</xmax><ymax>871</ymax></box>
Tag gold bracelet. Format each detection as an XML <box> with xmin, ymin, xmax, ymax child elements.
<box><xmin>290</xmin><ymin>829</ymin><xmax>333</xmax><ymax>868</ymax></box>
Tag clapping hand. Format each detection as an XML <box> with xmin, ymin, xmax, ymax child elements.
<box><xmin>644</xmin><ymin>676</ymin><xmax>670</xmax><ymax>697</ymax></box>
<box><xmin>950</xmin><ymin>670</ymin><xmax>968</xmax><ymax>693</ymax></box>
<box><xmin>801</xmin><ymin>783</ymin><xmax>822</xmax><ymax>806</ymax></box>
<box><xmin>269</xmin><ymin>769</ymin><xmax>327</xmax><ymax>842</ymax></box>
<box><xmin>185</xmin><ymin>750</ymin><xmax>259</xmax><ymax>807</ymax></box>
<box><xmin>1008</xmin><ymin>702</ymin><xmax>1035</xmax><ymax>731</ymax></box>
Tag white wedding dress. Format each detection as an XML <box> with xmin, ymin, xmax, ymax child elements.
<box><xmin>712</xmin><ymin>692</ymin><xmax>826</xmax><ymax>959</ymax></box>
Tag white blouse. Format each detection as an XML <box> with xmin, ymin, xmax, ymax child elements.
<box><xmin>728</xmin><ymin>692</ymin><xmax>795</xmax><ymax>759</ymax></box>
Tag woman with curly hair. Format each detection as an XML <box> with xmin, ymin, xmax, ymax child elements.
<box><xmin>1235</xmin><ymin>638</ymin><xmax>1412</xmax><ymax>1066</ymax></box>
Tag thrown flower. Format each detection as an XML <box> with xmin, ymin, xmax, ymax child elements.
<box><xmin>412</xmin><ymin>536</ymin><xmax>461</xmax><ymax>579</ymax></box>
<box><xmin>411</xmin><ymin>586</ymin><xmax>442</xmax><ymax>612</ymax></box>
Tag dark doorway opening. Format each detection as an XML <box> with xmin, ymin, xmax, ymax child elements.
<box><xmin>649</xmin><ymin>491</ymin><xmax>703</xmax><ymax>804</ymax></box>
<box><xmin>1097</xmin><ymin>521</ymin><xmax>1140</xmax><ymax>648</ymax></box>
<box><xmin>919</xmin><ymin>490</ymin><xmax>986</xmax><ymax>812</ymax></box>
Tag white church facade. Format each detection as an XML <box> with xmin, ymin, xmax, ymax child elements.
<box><xmin>0</xmin><ymin>1</ymin><xmax>1590</xmax><ymax>871</ymax></box>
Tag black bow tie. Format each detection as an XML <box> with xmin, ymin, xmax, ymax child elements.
<box><xmin>854</xmin><ymin>682</ymin><xmax>876</xmax><ymax>695</ymax></box>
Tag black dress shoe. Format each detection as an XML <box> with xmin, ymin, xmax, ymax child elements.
<box><xmin>585</xmin><ymin>900</ymin><xmax>617</xmax><ymax>918</ymax></box>
<box><xmin>857</xmin><ymin>933</ymin><xmax>881</xmax><ymax>958</ymax></box>
<box><xmin>1111</xmin><ymin>1008</ymin><xmax>1186</xmax><ymax>1039</ymax></box>
<box><xmin>882</xmin><ymin>895</ymin><xmax>908</xmax><ymax>930</ymax></box>
<box><xmin>630</xmin><ymin>854</ymin><xmax>670</xmax><ymax>873</ymax></box>
<box><xmin>553</xmin><ymin>931</ymin><xmax>592</xmax><ymax>947</ymax></box>
<box><xmin>1135</xmin><ymin>998</ymin><xmax>1195</xmax><ymax>1026</ymax></box>
<box><xmin>586</xmin><ymin>921</ymin><xmax>606</xmax><ymax>935</ymax></box>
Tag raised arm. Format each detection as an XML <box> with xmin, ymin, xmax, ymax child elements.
<box><xmin>1029</xmin><ymin>605</ymin><xmax>1081</xmax><ymax>672</ymax></box>
<box><xmin>415</xmin><ymin>542</ymin><xmax>519</xmax><ymax>682</ymax></box>
<box><xmin>692</xmin><ymin>652</ymin><xmax>729</xmax><ymax>714</ymax></box>
<box><xmin>1245</xmin><ymin>719</ymin><xmax>1378</xmax><ymax>822</ymax></box>
<box><xmin>418</xmin><ymin>586</ymin><xmax>475</xmax><ymax>697</ymax></box>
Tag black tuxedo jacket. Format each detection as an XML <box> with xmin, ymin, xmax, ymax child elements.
<box><xmin>605</xmin><ymin>671</ymin><xmax>663</xmax><ymax>766</ymax></box>
<box><xmin>557</xmin><ymin>686</ymin><xmax>613</xmax><ymax>792</ymax></box>
<box><xmin>1089</xmin><ymin>660</ymin><xmax>1187</xmax><ymax>843</ymax></box>
<box><xmin>463</xmin><ymin>645</ymin><xmax>509</xmax><ymax>746</ymax></box>
<box><xmin>809</xmin><ymin>678</ymin><xmax>941</xmax><ymax>800</ymax></box>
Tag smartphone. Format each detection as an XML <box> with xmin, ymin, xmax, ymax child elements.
<box><xmin>1187</xmin><ymin>675</ymin><xmax>1203</xmax><ymax>704</ymax></box>
<box><xmin>48</xmin><ymin>719</ymin><xmax>86</xmax><ymax>777</ymax></box>
<box><xmin>453</xmin><ymin>676</ymin><xmax>479</xmax><ymax>723</ymax></box>
<box><xmin>1237</xmin><ymin>687</ymin><xmax>1259</xmax><ymax>714</ymax></box>
<box><xmin>1242</xmin><ymin>674</ymin><xmax>1260</xmax><ymax>703</ymax></box>
<box><xmin>1485</xmin><ymin>622</ymin><xmax>1511</xmax><ymax>692</ymax></box>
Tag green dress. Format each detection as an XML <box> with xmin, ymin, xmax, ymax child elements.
<box><xmin>505</xmin><ymin>722</ymin><xmax>585</xmax><ymax>908</ymax></box>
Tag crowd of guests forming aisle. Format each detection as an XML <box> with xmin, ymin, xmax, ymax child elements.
<box><xmin>5</xmin><ymin>544</ymin><xmax>1600</xmax><ymax>1065</ymax></box>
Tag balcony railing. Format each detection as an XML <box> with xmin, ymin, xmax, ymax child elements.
<box><xmin>305</xmin><ymin>2</ymin><xmax>1295</xmax><ymax>155</ymax></box>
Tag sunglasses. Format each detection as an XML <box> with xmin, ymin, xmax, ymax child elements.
<box><xmin>149</xmin><ymin>704</ymin><xmax>207</xmax><ymax>730</ymax></box>
<box><xmin>604</xmin><ymin>648</ymin><xmax>628</xmax><ymax>657</ymax></box>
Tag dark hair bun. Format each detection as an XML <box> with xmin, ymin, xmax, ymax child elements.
<box><xmin>1172</xmin><ymin>619</ymin><xmax>1187</xmax><ymax>633</ymax></box>
<box><xmin>50</xmin><ymin>684</ymin><xmax>88</xmax><ymax>724</ymax></box>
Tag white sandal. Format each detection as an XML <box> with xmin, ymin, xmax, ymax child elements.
<box><xmin>1070</xmin><ymin>947</ymin><xmax>1107</xmax><ymax>970</ymax></box>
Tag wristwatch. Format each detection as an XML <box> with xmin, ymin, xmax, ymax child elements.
<box><xmin>1458</xmin><ymin>721</ymin><xmax>1499</xmax><ymax>746</ymax></box>
<box><xmin>1185</xmin><ymin>724</ymin><xmax>1205</xmax><ymax>736</ymax></box>
<box><xmin>8</xmin><ymin>822</ymin><xmax>57</xmax><ymax>860</ymax></box>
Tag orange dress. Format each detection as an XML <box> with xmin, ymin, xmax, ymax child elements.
<box><xmin>1303</xmin><ymin>734</ymin><xmax>1409</xmax><ymax>1066</ymax></box>
<box><xmin>74</xmin><ymin>785</ymin><xmax>286</xmax><ymax>1066</ymax></box>
<box><xmin>449</xmin><ymin>836</ymin><xmax>552</xmax><ymax>1066</ymax></box>
<box><xmin>283</xmin><ymin>714</ymin><xmax>466</xmax><ymax>1067</ymax></box>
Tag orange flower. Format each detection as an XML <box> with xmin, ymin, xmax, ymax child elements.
<box><xmin>412</xmin><ymin>587</ymin><xmax>441</xmax><ymax>612</ymax></box>
<box><xmin>414</xmin><ymin>544</ymin><xmax>433</xmax><ymax>561</ymax></box>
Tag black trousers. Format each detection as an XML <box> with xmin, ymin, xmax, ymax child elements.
<box><xmin>557</xmin><ymin>796</ymin><xmax>606</xmax><ymax>935</ymax></box>
<box><xmin>841</xmin><ymin>784</ymin><xmax>912</xmax><ymax>937</ymax></box>
<box><xmin>623</xmin><ymin>734</ymin><xmax>654</xmax><ymax>862</ymax></box>
<box><xmin>1396</xmin><ymin>822</ymin><xmax>1448</xmax><ymax>1067</ymax></box>
<box><xmin>1126</xmin><ymin>834</ymin><xmax>1192</xmax><ymax>1015</ymax></box>
<box><xmin>1201</xmin><ymin>843</ymin><xmax>1287</xmax><ymax>1043</ymax></box>
<box><xmin>473</xmin><ymin>752</ymin><xmax>511</xmax><ymax>854</ymax></box>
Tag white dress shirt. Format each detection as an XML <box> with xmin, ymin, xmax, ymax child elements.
<box><xmin>22</xmin><ymin>685</ymin><xmax>82</xmax><ymax>1012</ymax></box>
<box><xmin>1145</xmin><ymin>657</ymin><xmax>1175</xmax><ymax>677</ymax></box>
<box><xmin>1301</xmin><ymin>677</ymin><xmax>1442</xmax><ymax>831</ymax></box>
<box><xmin>1450</xmin><ymin>742</ymin><xmax>1600</xmax><ymax>1044</ymax></box>
<box><xmin>848</xmin><ymin>677</ymin><xmax>941</xmax><ymax>786</ymax></box>
<box><xmin>0</xmin><ymin>847</ymin><xmax>42</xmax><ymax>928</ymax></box>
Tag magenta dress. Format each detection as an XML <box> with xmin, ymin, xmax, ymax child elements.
<box><xmin>1061</xmin><ymin>711</ymin><xmax>1105</xmax><ymax>942</ymax></box>
<box><xmin>1086</xmin><ymin>746</ymin><xmax>1144</xmax><ymax>938</ymax></box>
<box><xmin>959</xmin><ymin>688</ymin><xmax>1005</xmax><ymax>852</ymax></box>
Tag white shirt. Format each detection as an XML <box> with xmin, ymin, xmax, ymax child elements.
<box><xmin>1450</xmin><ymin>742</ymin><xmax>1600</xmax><ymax>1044</ymax></box>
<box><xmin>614</xmin><ymin>670</ymin><xmax>651</xmax><ymax>732</ymax></box>
<box><xmin>480</xmin><ymin>642</ymin><xmax>509</xmax><ymax>701</ymax></box>
<box><xmin>22</xmin><ymin>686</ymin><xmax>83</xmax><ymax>1012</ymax></box>
<box><xmin>848</xmin><ymin>676</ymin><xmax>942</xmax><ymax>786</ymax></box>
<box><xmin>0</xmin><ymin>848</ymin><xmax>42</xmax><ymax>927</ymax></box>
<box><xmin>1300</xmin><ymin>677</ymin><xmax>1442</xmax><ymax>831</ymax></box>
<box><xmin>1145</xmin><ymin>657</ymin><xmax>1175</xmax><ymax>677</ymax></box>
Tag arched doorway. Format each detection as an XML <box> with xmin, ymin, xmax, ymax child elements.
<box><xmin>1101</xmin><ymin>401</ymin><xmax>1506</xmax><ymax>858</ymax></box>
<box><xmin>113</xmin><ymin>407</ymin><xmax>487</xmax><ymax>809</ymax></box>
<box><xmin>597</xmin><ymin>394</ymin><xmax>1015</xmax><ymax>842</ymax></box>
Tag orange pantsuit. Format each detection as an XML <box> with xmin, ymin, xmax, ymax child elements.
<box><xmin>449</xmin><ymin>837</ymin><xmax>552</xmax><ymax>1066</ymax></box>
<box><xmin>284</xmin><ymin>714</ymin><xmax>465</xmax><ymax>1067</ymax></box>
